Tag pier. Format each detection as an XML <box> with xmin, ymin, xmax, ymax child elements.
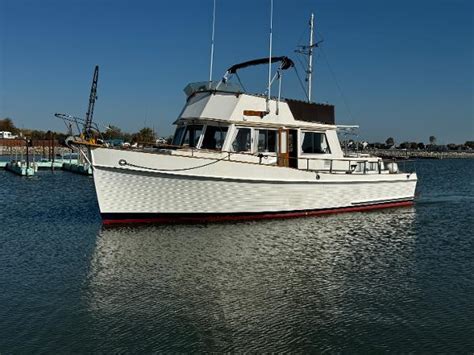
<box><xmin>0</xmin><ymin>137</ymin><xmax>85</xmax><ymax>176</ymax></box>
<box><xmin>1</xmin><ymin>158</ymin><xmax>81</xmax><ymax>175</ymax></box>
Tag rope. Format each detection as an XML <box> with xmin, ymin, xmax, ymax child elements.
<box><xmin>118</xmin><ymin>155</ymin><xmax>228</xmax><ymax>172</ymax></box>
<box><xmin>293</xmin><ymin>66</ymin><xmax>309</xmax><ymax>101</ymax></box>
<box><xmin>319</xmin><ymin>46</ymin><xmax>355</xmax><ymax>123</ymax></box>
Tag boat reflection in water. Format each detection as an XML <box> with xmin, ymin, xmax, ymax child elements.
<box><xmin>85</xmin><ymin>207</ymin><xmax>417</xmax><ymax>351</ymax></box>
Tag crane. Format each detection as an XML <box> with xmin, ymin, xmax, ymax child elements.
<box><xmin>83</xmin><ymin>65</ymin><xmax>99</xmax><ymax>141</ymax></box>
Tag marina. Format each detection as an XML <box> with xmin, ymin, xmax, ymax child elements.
<box><xmin>0</xmin><ymin>0</ymin><xmax>472</xmax><ymax>353</ymax></box>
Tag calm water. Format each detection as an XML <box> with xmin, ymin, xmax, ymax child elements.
<box><xmin>1</xmin><ymin>159</ymin><xmax>473</xmax><ymax>352</ymax></box>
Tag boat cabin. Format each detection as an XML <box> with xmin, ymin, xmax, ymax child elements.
<box><xmin>168</xmin><ymin>57</ymin><xmax>382</xmax><ymax>174</ymax></box>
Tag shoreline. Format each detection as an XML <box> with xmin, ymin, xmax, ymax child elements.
<box><xmin>364</xmin><ymin>149</ymin><xmax>474</xmax><ymax>160</ymax></box>
<box><xmin>1</xmin><ymin>148</ymin><xmax>473</xmax><ymax>160</ymax></box>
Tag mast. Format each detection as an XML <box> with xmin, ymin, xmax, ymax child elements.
<box><xmin>267</xmin><ymin>0</ymin><xmax>273</xmax><ymax>112</ymax></box>
<box><xmin>308</xmin><ymin>13</ymin><xmax>314</xmax><ymax>102</ymax></box>
<box><xmin>295</xmin><ymin>13</ymin><xmax>321</xmax><ymax>102</ymax></box>
<box><xmin>208</xmin><ymin>0</ymin><xmax>216</xmax><ymax>84</ymax></box>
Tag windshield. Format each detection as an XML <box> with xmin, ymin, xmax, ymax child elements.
<box><xmin>172</xmin><ymin>125</ymin><xmax>203</xmax><ymax>147</ymax></box>
<box><xmin>184</xmin><ymin>81</ymin><xmax>243</xmax><ymax>97</ymax></box>
<box><xmin>171</xmin><ymin>126</ymin><xmax>185</xmax><ymax>146</ymax></box>
<box><xmin>201</xmin><ymin>126</ymin><xmax>228</xmax><ymax>150</ymax></box>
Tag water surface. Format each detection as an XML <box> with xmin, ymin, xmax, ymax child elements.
<box><xmin>0</xmin><ymin>159</ymin><xmax>473</xmax><ymax>352</ymax></box>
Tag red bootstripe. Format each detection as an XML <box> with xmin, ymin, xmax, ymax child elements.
<box><xmin>102</xmin><ymin>200</ymin><xmax>414</xmax><ymax>225</ymax></box>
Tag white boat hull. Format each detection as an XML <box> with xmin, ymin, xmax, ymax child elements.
<box><xmin>91</xmin><ymin>148</ymin><xmax>417</xmax><ymax>224</ymax></box>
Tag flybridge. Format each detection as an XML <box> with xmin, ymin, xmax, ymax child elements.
<box><xmin>183</xmin><ymin>86</ymin><xmax>335</xmax><ymax>126</ymax></box>
<box><xmin>183</xmin><ymin>55</ymin><xmax>335</xmax><ymax>125</ymax></box>
<box><xmin>184</xmin><ymin>56</ymin><xmax>294</xmax><ymax>99</ymax></box>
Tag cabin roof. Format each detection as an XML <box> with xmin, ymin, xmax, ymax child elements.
<box><xmin>179</xmin><ymin>86</ymin><xmax>336</xmax><ymax>128</ymax></box>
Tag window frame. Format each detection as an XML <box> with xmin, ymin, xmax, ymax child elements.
<box><xmin>230</xmin><ymin>126</ymin><xmax>253</xmax><ymax>153</ymax></box>
<box><xmin>199</xmin><ymin>124</ymin><xmax>229</xmax><ymax>151</ymax></box>
<box><xmin>256</xmin><ymin>128</ymin><xmax>278</xmax><ymax>154</ymax></box>
<box><xmin>300</xmin><ymin>131</ymin><xmax>331</xmax><ymax>155</ymax></box>
<box><xmin>180</xmin><ymin>124</ymin><xmax>204</xmax><ymax>148</ymax></box>
<box><xmin>171</xmin><ymin>126</ymin><xmax>186</xmax><ymax>146</ymax></box>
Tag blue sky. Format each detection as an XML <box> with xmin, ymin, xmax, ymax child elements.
<box><xmin>0</xmin><ymin>0</ymin><xmax>472</xmax><ymax>143</ymax></box>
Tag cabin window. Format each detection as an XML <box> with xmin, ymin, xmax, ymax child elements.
<box><xmin>257</xmin><ymin>129</ymin><xmax>277</xmax><ymax>153</ymax></box>
<box><xmin>201</xmin><ymin>126</ymin><xmax>228</xmax><ymax>150</ymax></box>
<box><xmin>301</xmin><ymin>132</ymin><xmax>330</xmax><ymax>154</ymax></box>
<box><xmin>172</xmin><ymin>126</ymin><xmax>185</xmax><ymax>146</ymax></box>
<box><xmin>231</xmin><ymin>128</ymin><xmax>251</xmax><ymax>152</ymax></box>
<box><xmin>181</xmin><ymin>125</ymin><xmax>203</xmax><ymax>147</ymax></box>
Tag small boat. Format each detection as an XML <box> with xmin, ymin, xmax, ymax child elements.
<box><xmin>91</xmin><ymin>11</ymin><xmax>417</xmax><ymax>225</ymax></box>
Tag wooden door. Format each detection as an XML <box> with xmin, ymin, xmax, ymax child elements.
<box><xmin>278</xmin><ymin>128</ymin><xmax>290</xmax><ymax>167</ymax></box>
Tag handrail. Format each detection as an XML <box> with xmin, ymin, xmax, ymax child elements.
<box><xmin>154</xmin><ymin>144</ymin><xmax>384</xmax><ymax>163</ymax></box>
<box><xmin>107</xmin><ymin>145</ymin><xmax>415</xmax><ymax>175</ymax></box>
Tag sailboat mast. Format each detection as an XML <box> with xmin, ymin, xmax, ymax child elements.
<box><xmin>267</xmin><ymin>0</ymin><xmax>274</xmax><ymax>111</ymax></box>
<box><xmin>208</xmin><ymin>0</ymin><xmax>216</xmax><ymax>84</ymax></box>
<box><xmin>308</xmin><ymin>13</ymin><xmax>314</xmax><ymax>102</ymax></box>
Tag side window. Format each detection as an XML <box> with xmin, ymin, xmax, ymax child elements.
<box><xmin>171</xmin><ymin>126</ymin><xmax>185</xmax><ymax>146</ymax></box>
<box><xmin>181</xmin><ymin>125</ymin><xmax>203</xmax><ymax>147</ymax></box>
<box><xmin>231</xmin><ymin>128</ymin><xmax>251</xmax><ymax>152</ymax></box>
<box><xmin>201</xmin><ymin>126</ymin><xmax>228</xmax><ymax>150</ymax></box>
<box><xmin>257</xmin><ymin>129</ymin><xmax>277</xmax><ymax>153</ymax></box>
<box><xmin>301</xmin><ymin>132</ymin><xmax>330</xmax><ymax>154</ymax></box>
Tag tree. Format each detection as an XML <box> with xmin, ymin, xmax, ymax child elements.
<box><xmin>122</xmin><ymin>132</ymin><xmax>132</xmax><ymax>143</ymax></box>
<box><xmin>429</xmin><ymin>136</ymin><xmax>437</xmax><ymax>145</ymax></box>
<box><xmin>465</xmin><ymin>141</ymin><xmax>474</xmax><ymax>149</ymax></box>
<box><xmin>132</xmin><ymin>127</ymin><xmax>155</xmax><ymax>143</ymax></box>
<box><xmin>103</xmin><ymin>125</ymin><xmax>123</xmax><ymax>140</ymax></box>
<box><xmin>417</xmin><ymin>142</ymin><xmax>425</xmax><ymax>150</ymax></box>
<box><xmin>0</xmin><ymin>118</ymin><xmax>19</xmax><ymax>134</ymax></box>
<box><xmin>399</xmin><ymin>142</ymin><xmax>410</xmax><ymax>149</ymax></box>
<box><xmin>385</xmin><ymin>137</ymin><xmax>395</xmax><ymax>147</ymax></box>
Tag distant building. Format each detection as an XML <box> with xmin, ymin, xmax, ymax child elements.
<box><xmin>0</xmin><ymin>131</ymin><xmax>17</xmax><ymax>139</ymax></box>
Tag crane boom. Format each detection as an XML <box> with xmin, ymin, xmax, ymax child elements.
<box><xmin>84</xmin><ymin>65</ymin><xmax>99</xmax><ymax>139</ymax></box>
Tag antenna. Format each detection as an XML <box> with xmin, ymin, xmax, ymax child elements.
<box><xmin>267</xmin><ymin>0</ymin><xmax>273</xmax><ymax>112</ymax></box>
<box><xmin>208</xmin><ymin>0</ymin><xmax>216</xmax><ymax>84</ymax></box>
<box><xmin>308</xmin><ymin>13</ymin><xmax>314</xmax><ymax>102</ymax></box>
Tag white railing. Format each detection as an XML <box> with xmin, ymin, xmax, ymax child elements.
<box><xmin>112</xmin><ymin>144</ymin><xmax>416</xmax><ymax>175</ymax></box>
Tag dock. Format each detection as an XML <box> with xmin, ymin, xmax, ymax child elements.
<box><xmin>62</xmin><ymin>162</ymin><xmax>93</xmax><ymax>175</ymax></box>
<box><xmin>1</xmin><ymin>132</ymin><xmax>95</xmax><ymax>177</ymax></box>
<box><xmin>1</xmin><ymin>158</ymin><xmax>82</xmax><ymax>176</ymax></box>
<box><xmin>5</xmin><ymin>162</ymin><xmax>35</xmax><ymax>176</ymax></box>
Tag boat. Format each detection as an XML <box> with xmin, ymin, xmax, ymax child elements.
<box><xmin>90</xmin><ymin>11</ymin><xmax>417</xmax><ymax>225</ymax></box>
